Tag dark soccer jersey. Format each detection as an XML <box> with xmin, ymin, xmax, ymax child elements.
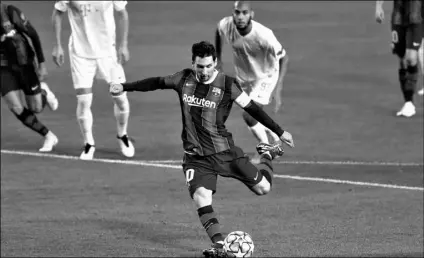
<box><xmin>391</xmin><ymin>0</ymin><xmax>422</xmax><ymax>25</ymax></box>
<box><xmin>125</xmin><ymin>69</ymin><xmax>244</xmax><ymax>156</ymax></box>
<box><xmin>164</xmin><ymin>69</ymin><xmax>243</xmax><ymax>156</ymax></box>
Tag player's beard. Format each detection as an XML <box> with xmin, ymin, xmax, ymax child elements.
<box><xmin>198</xmin><ymin>73</ymin><xmax>210</xmax><ymax>82</ymax></box>
<box><xmin>235</xmin><ymin>16</ymin><xmax>252</xmax><ymax>31</ymax></box>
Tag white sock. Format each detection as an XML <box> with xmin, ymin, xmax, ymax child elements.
<box><xmin>76</xmin><ymin>93</ymin><xmax>94</xmax><ymax>145</ymax></box>
<box><xmin>249</xmin><ymin>123</ymin><xmax>269</xmax><ymax>143</ymax></box>
<box><xmin>112</xmin><ymin>92</ymin><xmax>130</xmax><ymax>137</ymax></box>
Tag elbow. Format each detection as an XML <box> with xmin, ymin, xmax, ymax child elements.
<box><xmin>116</xmin><ymin>9</ymin><xmax>129</xmax><ymax>21</ymax></box>
<box><xmin>52</xmin><ymin>9</ymin><xmax>63</xmax><ymax>25</ymax></box>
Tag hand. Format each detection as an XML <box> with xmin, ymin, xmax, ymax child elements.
<box><xmin>375</xmin><ymin>7</ymin><xmax>384</xmax><ymax>23</ymax></box>
<box><xmin>280</xmin><ymin>131</ymin><xmax>294</xmax><ymax>148</ymax></box>
<box><xmin>117</xmin><ymin>45</ymin><xmax>130</xmax><ymax>65</ymax></box>
<box><xmin>110</xmin><ymin>83</ymin><xmax>124</xmax><ymax>95</ymax></box>
<box><xmin>37</xmin><ymin>62</ymin><xmax>48</xmax><ymax>81</ymax></box>
<box><xmin>52</xmin><ymin>45</ymin><xmax>65</xmax><ymax>67</ymax></box>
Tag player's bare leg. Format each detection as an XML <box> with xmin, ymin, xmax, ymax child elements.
<box><xmin>3</xmin><ymin>90</ymin><xmax>58</xmax><ymax>152</ymax></box>
<box><xmin>396</xmin><ymin>49</ymin><xmax>418</xmax><ymax>117</ymax></box>
<box><xmin>418</xmin><ymin>39</ymin><xmax>423</xmax><ymax>96</ymax></box>
<box><xmin>111</xmin><ymin>91</ymin><xmax>134</xmax><ymax>157</ymax></box>
<box><xmin>76</xmin><ymin>88</ymin><xmax>95</xmax><ymax>160</ymax></box>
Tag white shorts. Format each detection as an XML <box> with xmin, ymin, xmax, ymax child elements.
<box><xmin>69</xmin><ymin>50</ymin><xmax>126</xmax><ymax>89</ymax></box>
<box><xmin>239</xmin><ymin>73</ymin><xmax>279</xmax><ymax>106</ymax></box>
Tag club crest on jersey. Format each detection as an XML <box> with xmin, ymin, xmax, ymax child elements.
<box><xmin>212</xmin><ymin>87</ymin><xmax>221</xmax><ymax>96</ymax></box>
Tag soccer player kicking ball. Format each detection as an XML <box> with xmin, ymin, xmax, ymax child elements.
<box><xmin>110</xmin><ymin>41</ymin><xmax>294</xmax><ymax>258</ymax></box>
<box><xmin>1</xmin><ymin>3</ymin><xmax>59</xmax><ymax>152</ymax></box>
<box><xmin>375</xmin><ymin>0</ymin><xmax>423</xmax><ymax>117</ymax></box>
<box><xmin>215</xmin><ymin>1</ymin><xmax>289</xmax><ymax>163</ymax></box>
<box><xmin>52</xmin><ymin>1</ymin><xmax>134</xmax><ymax>160</ymax></box>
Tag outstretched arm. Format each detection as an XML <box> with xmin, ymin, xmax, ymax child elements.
<box><xmin>122</xmin><ymin>77</ymin><xmax>172</xmax><ymax>92</ymax></box>
<box><xmin>110</xmin><ymin>70</ymin><xmax>187</xmax><ymax>95</ymax></box>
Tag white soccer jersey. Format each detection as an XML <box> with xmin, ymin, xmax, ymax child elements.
<box><xmin>217</xmin><ymin>16</ymin><xmax>286</xmax><ymax>83</ymax></box>
<box><xmin>55</xmin><ymin>1</ymin><xmax>127</xmax><ymax>58</ymax></box>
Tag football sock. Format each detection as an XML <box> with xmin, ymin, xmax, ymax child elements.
<box><xmin>404</xmin><ymin>65</ymin><xmax>418</xmax><ymax>102</ymax></box>
<box><xmin>76</xmin><ymin>93</ymin><xmax>95</xmax><ymax>145</ymax></box>
<box><xmin>258</xmin><ymin>154</ymin><xmax>274</xmax><ymax>186</ymax></box>
<box><xmin>398</xmin><ymin>68</ymin><xmax>408</xmax><ymax>101</ymax></box>
<box><xmin>112</xmin><ymin>92</ymin><xmax>130</xmax><ymax>137</ymax></box>
<box><xmin>41</xmin><ymin>89</ymin><xmax>48</xmax><ymax>109</ymax></box>
<box><xmin>249</xmin><ymin>123</ymin><xmax>269</xmax><ymax>143</ymax></box>
<box><xmin>197</xmin><ymin>205</ymin><xmax>224</xmax><ymax>244</ymax></box>
<box><xmin>14</xmin><ymin>108</ymin><xmax>49</xmax><ymax>137</ymax></box>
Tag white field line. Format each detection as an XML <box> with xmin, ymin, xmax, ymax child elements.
<box><xmin>144</xmin><ymin>159</ymin><xmax>423</xmax><ymax>167</ymax></box>
<box><xmin>1</xmin><ymin>149</ymin><xmax>423</xmax><ymax>192</ymax></box>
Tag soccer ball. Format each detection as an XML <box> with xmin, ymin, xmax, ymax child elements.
<box><xmin>223</xmin><ymin>231</ymin><xmax>254</xmax><ymax>257</ymax></box>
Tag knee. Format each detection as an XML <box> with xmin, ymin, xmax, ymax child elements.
<box><xmin>76</xmin><ymin>93</ymin><xmax>93</xmax><ymax>116</ymax></box>
<box><xmin>242</xmin><ymin>111</ymin><xmax>258</xmax><ymax>127</ymax></box>
<box><xmin>28</xmin><ymin>102</ymin><xmax>43</xmax><ymax>113</ymax></box>
<box><xmin>251</xmin><ymin>179</ymin><xmax>271</xmax><ymax>196</ymax></box>
<box><xmin>192</xmin><ymin>187</ymin><xmax>213</xmax><ymax>208</ymax></box>
<box><xmin>10</xmin><ymin>105</ymin><xmax>24</xmax><ymax>115</ymax></box>
<box><xmin>112</xmin><ymin>92</ymin><xmax>129</xmax><ymax>112</ymax></box>
<box><xmin>405</xmin><ymin>50</ymin><xmax>418</xmax><ymax>66</ymax></box>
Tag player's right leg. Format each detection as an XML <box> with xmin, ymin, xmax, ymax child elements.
<box><xmin>0</xmin><ymin>67</ymin><xmax>57</xmax><ymax>152</ymax></box>
<box><xmin>396</xmin><ymin>24</ymin><xmax>421</xmax><ymax>117</ymax></box>
<box><xmin>391</xmin><ymin>24</ymin><xmax>416</xmax><ymax>117</ymax></box>
<box><xmin>70</xmin><ymin>53</ymin><xmax>97</xmax><ymax>159</ymax></box>
<box><xmin>97</xmin><ymin>55</ymin><xmax>134</xmax><ymax>158</ymax></box>
<box><xmin>182</xmin><ymin>155</ymin><xmax>226</xmax><ymax>258</ymax></box>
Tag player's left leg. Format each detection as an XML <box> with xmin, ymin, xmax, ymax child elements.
<box><xmin>1</xmin><ymin>67</ymin><xmax>58</xmax><ymax>152</ymax></box>
<box><xmin>182</xmin><ymin>154</ymin><xmax>226</xmax><ymax>257</ymax></box>
<box><xmin>97</xmin><ymin>56</ymin><xmax>134</xmax><ymax>157</ymax></box>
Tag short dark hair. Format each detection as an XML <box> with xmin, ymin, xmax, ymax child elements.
<box><xmin>191</xmin><ymin>41</ymin><xmax>217</xmax><ymax>62</ymax></box>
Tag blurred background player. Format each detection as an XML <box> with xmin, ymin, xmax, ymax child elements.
<box><xmin>215</xmin><ymin>1</ymin><xmax>289</xmax><ymax>163</ymax></box>
<box><xmin>52</xmin><ymin>1</ymin><xmax>134</xmax><ymax>160</ymax></box>
<box><xmin>0</xmin><ymin>3</ymin><xmax>58</xmax><ymax>152</ymax></box>
<box><xmin>375</xmin><ymin>0</ymin><xmax>422</xmax><ymax>117</ymax></box>
<box><xmin>109</xmin><ymin>41</ymin><xmax>294</xmax><ymax>258</ymax></box>
<box><xmin>418</xmin><ymin>3</ymin><xmax>424</xmax><ymax>96</ymax></box>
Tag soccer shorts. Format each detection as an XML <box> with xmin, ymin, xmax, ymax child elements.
<box><xmin>239</xmin><ymin>73</ymin><xmax>279</xmax><ymax>106</ymax></box>
<box><xmin>391</xmin><ymin>23</ymin><xmax>423</xmax><ymax>57</ymax></box>
<box><xmin>182</xmin><ymin>146</ymin><xmax>262</xmax><ymax>198</ymax></box>
<box><xmin>69</xmin><ymin>50</ymin><xmax>126</xmax><ymax>89</ymax></box>
<box><xmin>0</xmin><ymin>65</ymin><xmax>41</xmax><ymax>97</ymax></box>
